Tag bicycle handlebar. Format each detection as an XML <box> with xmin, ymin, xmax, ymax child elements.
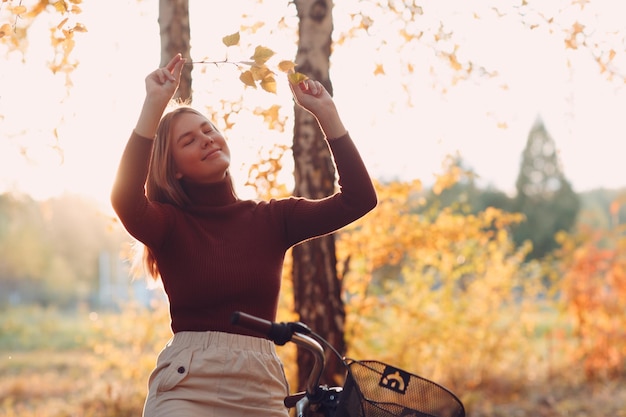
<box><xmin>231</xmin><ymin>311</ymin><xmax>328</xmax><ymax>415</ymax></box>
<box><xmin>231</xmin><ymin>312</ymin><xmax>466</xmax><ymax>417</ymax></box>
<box><xmin>231</xmin><ymin>311</ymin><xmax>312</xmax><ymax>345</ymax></box>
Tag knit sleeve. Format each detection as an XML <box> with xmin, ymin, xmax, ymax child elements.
<box><xmin>110</xmin><ymin>131</ymin><xmax>173</xmax><ymax>247</ymax></box>
<box><xmin>282</xmin><ymin>133</ymin><xmax>377</xmax><ymax>247</ymax></box>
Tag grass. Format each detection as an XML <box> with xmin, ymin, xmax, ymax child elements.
<box><xmin>1</xmin><ymin>359</ymin><xmax>146</xmax><ymax>416</ymax></box>
<box><xmin>0</xmin><ymin>305</ymin><xmax>164</xmax><ymax>417</ymax></box>
<box><xmin>0</xmin><ymin>306</ymin><xmax>94</xmax><ymax>351</ymax></box>
<box><xmin>1</xmin><ymin>304</ymin><xmax>625</xmax><ymax>417</ymax></box>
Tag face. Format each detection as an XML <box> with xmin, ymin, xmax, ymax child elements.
<box><xmin>170</xmin><ymin>111</ymin><xmax>231</xmax><ymax>184</ymax></box>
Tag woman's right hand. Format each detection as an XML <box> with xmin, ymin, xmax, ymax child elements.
<box><xmin>144</xmin><ymin>53</ymin><xmax>185</xmax><ymax>103</ymax></box>
<box><xmin>134</xmin><ymin>53</ymin><xmax>186</xmax><ymax>139</ymax></box>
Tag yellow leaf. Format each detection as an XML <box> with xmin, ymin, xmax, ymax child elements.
<box><xmin>254</xmin><ymin>105</ymin><xmax>283</xmax><ymax>130</ymax></box>
<box><xmin>572</xmin><ymin>21</ymin><xmax>585</xmax><ymax>34</ymax></box>
<box><xmin>241</xmin><ymin>21</ymin><xmax>264</xmax><ymax>33</ymax></box>
<box><xmin>277</xmin><ymin>60</ymin><xmax>296</xmax><ymax>73</ymax></box>
<box><xmin>0</xmin><ymin>23</ymin><xmax>12</xmax><ymax>38</ymax></box>
<box><xmin>572</xmin><ymin>0</ymin><xmax>589</xmax><ymax>8</ymax></box>
<box><xmin>374</xmin><ymin>63</ymin><xmax>385</xmax><ymax>75</ymax></box>
<box><xmin>26</xmin><ymin>2</ymin><xmax>47</xmax><ymax>18</ymax></box>
<box><xmin>57</xmin><ymin>17</ymin><xmax>69</xmax><ymax>30</ymax></box>
<box><xmin>260</xmin><ymin>76</ymin><xmax>277</xmax><ymax>94</ymax></box>
<box><xmin>564</xmin><ymin>37</ymin><xmax>578</xmax><ymax>50</ymax></box>
<box><xmin>239</xmin><ymin>71</ymin><xmax>257</xmax><ymax>88</ymax></box>
<box><xmin>72</xmin><ymin>23</ymin><xmax>87</xmax><ymax>33</ymax></box>
<box><xmin>222</xmin><ymin>32</ymin><xmax>240</xmax><ymax>47</ymax></box>
<box><xmin>288</xmin><ymin>72</ymin><xmax>308</xmax><ymax>85</ymax></box>
<box><xmin>250</xmin><ymin>64</ymin><xmax>272</xmax><ymax>81</ymax></box>
<box><xmin>53</xmin><ymin>1</ymin><xmax>69</xmax><ymax>13</ymax></box>
<box><xmin>399</xmin><ymin>29</ymin><xmax>415</xmax><ymax>42</ymax></box>
<box><xmin>12</xmin><ymin>5</ymin><xmax>27</xmax><ymax>14</ymax></box>
<box><xmin>565</xmin><ymin>21</ymin><xmax>585</xmax><ymax>50</ymax></box>
<box><xmin>448</xmin><ymin>53</ymin><xmax>462</xmax><ymax>71</ymax></box>
<box><xmin>251</xmin><ymin>45</ymin><xmax>275</xmax><ymax>65</ymax></box>
<box><xmin>222</xmin><ymin>113</ymin><xmax>236</xmax><ymax>130</ymax></box>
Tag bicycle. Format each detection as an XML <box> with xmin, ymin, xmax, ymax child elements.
<box><xmin>231</xmin><ymin>311</ymin><xmax>466</xmax><ymax>417</ymax></box>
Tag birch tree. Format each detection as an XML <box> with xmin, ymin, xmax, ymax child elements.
<box><xmin>291</xmin><ymin>0</ymin><xmax>346</xmax><ymax>389</ymax></box>
<box><xmin>158</xmin><ymin>0</ymin><xmax>192</xmax><ymax>101</ymax></box>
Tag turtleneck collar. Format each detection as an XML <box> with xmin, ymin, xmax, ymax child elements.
<box><xmin>180</xmin><ymin>173</ymin><xmax>239</xmax><ymax>207</ymax></box>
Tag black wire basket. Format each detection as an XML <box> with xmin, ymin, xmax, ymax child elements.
<box><xmin>335</xmin><ymin>360</ymin><xmax>465</xmax><ymax>417</ymax></box>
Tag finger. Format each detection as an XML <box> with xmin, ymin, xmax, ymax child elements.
<box><xmin>154</xmin><ymin>69</ymin><xmax>166</xmax><ymax>84</ymax></box>
<box><xmin>286</xmin><ymin>75</ymin><xmax>302</xmax><ymax>99</ymax></box>
<box><xmin>172</xmin><ymin>57</ymin><xmax>185</xmax><ymax>80</ymax></box>
<box><xmin>165</xmin><ymin>53</ymin><xmax>183</xmax><ymax>71</ymax></box>
<box><xmin>161</xmin><ymin>68</ymin><xmax>174</xmax><ymax>83</ymax></box>
<box><xmin>309</xmin><ymin>80</ymin><xmax>320</xmax><ymax>96</ymax></box>
<box><xmin>298</xmin><ymin>79</ymin><xmax>323</xmax><ymax>97</ymax></box>
<box><xmin>313</xmin><ymin>81</ymin><xmax>325</xmax><ymax>97</ymax></box>
<box><xmin>299</xmin><ymin>79</ymin><xmax>311</xmax><ymax>92</ymax></box>
<box><xmin>153</xmin><ymin>68</ymin><xmax>174</xmax><ymax>84</ymax></box>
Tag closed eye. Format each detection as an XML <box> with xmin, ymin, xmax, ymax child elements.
<box><xmin>177</xmin><ymin>120</ymin><xmax>216</xmax><ymax>146</ymax></box>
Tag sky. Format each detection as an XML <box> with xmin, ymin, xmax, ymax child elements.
<box><xmin>1</xmin><ymin>0</ymin><xmax>625</xmax><ymax>212</ymax></box>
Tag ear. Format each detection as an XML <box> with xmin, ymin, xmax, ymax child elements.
<box><xmin>175</xmin><ymin>171</ymin><xmax>183</xmax><ymax>180</ymax></box>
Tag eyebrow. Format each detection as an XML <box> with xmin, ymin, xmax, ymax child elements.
<box><xmin>176</xmin><ymin>121</ymin><xmax>212</xmax><ymax>144</ymax></box>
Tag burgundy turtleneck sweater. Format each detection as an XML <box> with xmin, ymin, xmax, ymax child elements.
<box><xmin>111</xmin><ymin>131</ymin><xmax>377</xmax><ymax>336</ymax></box>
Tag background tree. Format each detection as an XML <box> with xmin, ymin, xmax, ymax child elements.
<box><xmin>512</xmin><ymin>117</ymin><xmax>580</xmax><ymax>259</ymax></box>
<box><xmin>159</xmin><ymin>0</ymin><xmax>192</xmax><ymax>101</ymax></box>
<box><xmin>0</xmin><ymin>193</ymin><xmax>129</xmax><ymax>308</ymax></box>
<box><xmin>291</xmin><ymin>0</ymin><xmax>346</xmax><ymax>389</ymax></box>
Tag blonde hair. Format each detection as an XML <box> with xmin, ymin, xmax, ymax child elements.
<box><xmin>146</xmin><ymin>107</ymin><xmax>200</xmax><ymax>207</ymax></box>
<box><xmin>139</xmin><ymin>106</ymin><xmax>224</xmax><ymax>280</ymax></box>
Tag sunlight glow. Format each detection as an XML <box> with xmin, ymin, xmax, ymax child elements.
<box><xmin>1</xmin><ymin>0</ymin><xmax>625</xmax><ymax>209</ymax></box>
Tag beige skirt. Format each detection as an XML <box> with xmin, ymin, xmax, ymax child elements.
<box><xmin>142</xmin><ymin>331</ymin><xmax>291</xmax><ymax>417</ymax></box>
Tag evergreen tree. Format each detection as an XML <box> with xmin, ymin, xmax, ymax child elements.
<box><xmin>420</xmin><ymin>155</ymin><xmax>513</xmax><ymax>215</ymax></box>
<box><xmin>512</xmin><ymin>117</ymin><xmax>580</xmax><ymax>259</ymax></box>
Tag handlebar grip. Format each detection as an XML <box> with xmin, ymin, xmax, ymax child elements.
<box><xmin>231</xmin><ymin>311</ymin><xmax>272</xmax><ymax>334</ymax></box>
<box><xmin>231</xmin><ymin>311</ymin><xmax>296</xmax><ymax>345</ymax></box>
<box><xmin>284</xmin><ymin>391</ymin><xmax>306</xmax><ymax>408</ymax></box>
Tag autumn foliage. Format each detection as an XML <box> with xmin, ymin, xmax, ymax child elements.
<box><xmin>190</xmin><ymin>31</ymin><xmax>307</xmax><ymax>94</ymax></box>
<box><xmin>332</xmin><ymin>166</ymin><xmax>626</xmax><ymax>413</ymax></box>
<box><xmin>556</xmin><ymin>224</ymin><xmax>626</xmax><ymax>381</ymax></box>
<box><xmin>1</xmin><ymin>170</ymin><xmax>626</xmax><ymax>416</ymax></box>
<box><xmin>337</xmin><ymin>171</ymin><xmax>538</xmax><ymax>397</ymax></box>
<box><xmin>2</xmin><ymin>1</ymin><xmax>626</xmax><ymax>415</ymax></box>
<box><xmin>1</xmin><ymin>0</ymin><xmax>86</xmax><ymax>82</ymax></box>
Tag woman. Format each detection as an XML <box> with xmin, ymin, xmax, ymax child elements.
<box><xmin>111</xmin><ymin>53</ymin><xmax>377</xmax><ymax>416</ymax></box>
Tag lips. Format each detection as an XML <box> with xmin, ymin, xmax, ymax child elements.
<box><xmin>201</xmin><ymin>148</ymin><xmax>221</xmax><ymax>161</ymax></box>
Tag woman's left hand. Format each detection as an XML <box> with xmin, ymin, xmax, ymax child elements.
<box><xmin>289</xmin><ymin>79</ymin><xmax>333</xmax><ymax>116</ymax></box>
<box><xmin>289</xmin><ymin>77</ymin><xmax>347</xmax><ymax>139</ymax></box>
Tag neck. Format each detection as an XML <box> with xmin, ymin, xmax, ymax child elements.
<box><xmin>181</xmin><ymin>172</ymin><xmax>238</xmax><ymax>207</ymax></box>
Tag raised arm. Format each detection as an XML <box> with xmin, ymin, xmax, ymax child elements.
<box><xmin>135</xmin><ymin>54</ymin><xmax>186</xmax><ymax>138</ymax></box>
<box><xmin>281</xmin><ymin>77</ymin><xmax>377</xmax><ymax>245</ymax></box>
<box><xmin>110</xmin><ymin>55</ymin><xmax>185</xmax><ymax>241</ymax></box>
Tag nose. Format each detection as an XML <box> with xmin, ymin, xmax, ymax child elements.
<box><xmin>202</xmin><ymin>135</ymin><xmax>215</xmax><ymax>147</ymax></box>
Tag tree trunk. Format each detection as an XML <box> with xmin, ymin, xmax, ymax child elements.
<box><xmin>158</xmin><ymin>0</ymin><xmax>192</xmax><ymax>102</ymax></box>
<box><xmin>292</xmin><ymin>0</ymin><xmax>346</xmax><ymax>390</ymax></box>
